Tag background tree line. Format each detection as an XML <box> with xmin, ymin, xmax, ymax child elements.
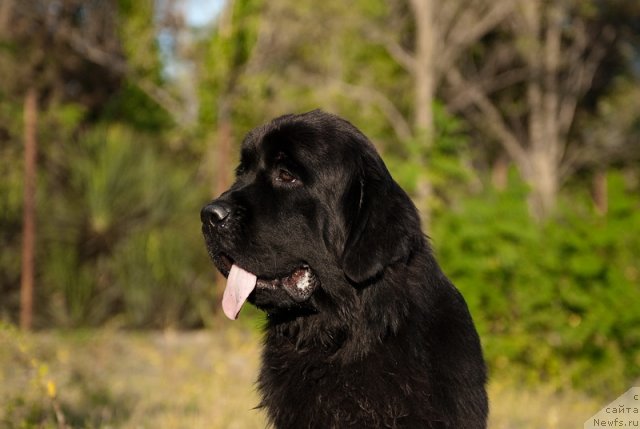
<box><xmin>1</xmin><ymin>0</ymin><xmax>638</xmax><ymax>395</ymax></box>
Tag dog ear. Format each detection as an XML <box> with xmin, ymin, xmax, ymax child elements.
<box><xmin>340</xmin><ymin>153</ymin><xmax>421</xmax><ymax>284</ymax></box>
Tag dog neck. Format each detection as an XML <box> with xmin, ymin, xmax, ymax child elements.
<box><xmin>263</xmin><ymin>241</ymin><xmax>436</xmax><ymax>364</ymax></box>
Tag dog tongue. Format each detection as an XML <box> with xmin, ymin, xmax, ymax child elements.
<box><xmin>222</xmin><ymin>264</ymin><xmax>257</xmax><ymax>320</ymax></box>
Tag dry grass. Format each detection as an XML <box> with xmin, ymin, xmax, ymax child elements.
<box><xmin>0</xmin><ymin>322</ymin><xmax>603</xmax><ymax>428</ymax></box>
<box><xmin>0</xmin><ymin>322</ymin><xmax>266</xmax><ymax>428</ymax></box>
<box><xmin>487</xmin><ymin>379</ymin><xmax>601</xmax><ymax>429</ymax></box>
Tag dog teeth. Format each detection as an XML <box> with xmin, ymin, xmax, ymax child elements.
<box><xmin>296</xmin><ymin>269</ymin><xmax>312</xmax><ymax>291</ymax></box>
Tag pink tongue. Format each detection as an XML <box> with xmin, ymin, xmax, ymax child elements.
<box><xmin>222</xmin><ymin>264</ymin><xmax>258</xmax><ymax>320</ymax></box>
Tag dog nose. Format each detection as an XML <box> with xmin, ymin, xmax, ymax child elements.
<box><xmin>201</xmin><ymin>201</ymin><xmax>232</xmax><ymax>226</ymax></box>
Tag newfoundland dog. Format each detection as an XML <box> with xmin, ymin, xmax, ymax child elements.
<box><xmin>201</xmin><ymin>110</ymin><xmax>488</xmax><ymax>428</ymax></box>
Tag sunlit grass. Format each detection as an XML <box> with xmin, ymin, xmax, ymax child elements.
<box><xmin>0</xmin><ymin>323</ymin><xmax>265</xmax><ymax>428</ymax></box>
<box><xmin>0</xmin><ymin>322</ymin><xmax>603</xmax><ymax>428</ymax></box>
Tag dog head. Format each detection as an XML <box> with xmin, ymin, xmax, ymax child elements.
<box><xmin>201</xmin><ymin>110</ymin><xmax>421</xmax><ymax>320</ymax></box>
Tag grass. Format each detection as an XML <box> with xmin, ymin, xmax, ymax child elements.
<box><xmin>0</xmin><ymin>321</ymin><xmax>604</xmax><ymax>428</ymax></box>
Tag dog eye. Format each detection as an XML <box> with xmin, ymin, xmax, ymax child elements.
<box><xmin>275</xmin><ymin>169</ymin><xmax>297</xmax><ymax>184</ymax></box>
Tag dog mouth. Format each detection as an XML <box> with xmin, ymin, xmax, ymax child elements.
<box><xmin>213</xmin><ymin>253</ymin><xmax>318</xmax><ymax>320</ymax></box>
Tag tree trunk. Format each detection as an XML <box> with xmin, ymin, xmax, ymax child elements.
<box><xmin>526</xmin><ymin>148</ymin><xmax>558</xmax><ymax>221</ymax></box>
<box><xmin>523</xmin><ymin>1</ymin><xmax>562</xmax><ymax>220</ymax></box>
<box><xmin>592</xmin><ymin>169</ymin><xmax>608</xmax><ymax>215</ymax></box>
<box><xmin>491</xmin><ymin>154</ymin><xmax>509</xmax><ymax>191</ymax></box>
<box><xmin>410</xmin><ymin>0</ymin><xmax>435</xmax><ymax>142</ymax></box>
<box><xmin>0</xmin><ymin>0</ymin><xmax>12</xmax><ymax>31</ymax></box>
<box><xmin>20</xmin><ymin>87</ymin><xmax>38</xmax><ymax>330</ymax></box>
<box><xmin>409</xmin><ymin>0</ymin><xmax>436</xmax><ymax>228</ymax></box>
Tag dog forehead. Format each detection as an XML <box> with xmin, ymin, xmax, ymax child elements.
<box><xmin>239</xmin><ymin>111</ymin><xmax>380</xmax><ymax>178</ymax></box>
<box><xmin>241</xmin><ymin>123</ymin><xmax>339</xmax><ymax>167</ymax></box>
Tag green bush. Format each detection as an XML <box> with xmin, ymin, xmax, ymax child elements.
<box><xmin>431</xmin><ymin>172</ymin><xmax>640</xmax><ymax>395</ymax></box>
<box><xmin>37</xmin><ymin>124</ymin><xmax>213</xmax><ymax>328</ymax></box>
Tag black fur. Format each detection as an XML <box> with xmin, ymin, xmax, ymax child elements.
<box><xmin>201</xmin><ymin>110</ymin><xmax>488</xmax><ymax>428</ymax></box>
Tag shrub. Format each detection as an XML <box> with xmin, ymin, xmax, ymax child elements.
<box><xmin>431</xmin><ymin>172</ymin><xmax>640</xmax><ymax>395</ymax></box>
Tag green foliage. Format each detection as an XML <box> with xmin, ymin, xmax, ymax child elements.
<box><xmin>431</xmin><ymin>171</ymin><xmax>640</xmax><ymax>394</ymax></box>
<box><xmin>0</xmin><ymin>322</ymin><xmax>66</xmax><ymax>429</ymax></box>
<box><xmin>102</xmin><ymin>81</ymin><xmax>174</xmax><ymax>131</ymax></box>
<box><xmin>35</xmin><ymin>124</ymin><xmax>212</xmax><ymax>328</ymax></box>
<box><xmin>204</xmin><ymin>0</ymin><xmax>412</xmax><ymax>149</ymax></box>
<box><xmin>0</xmin><ymin>1</ymin><xmax>215</xmax><ymax>328</ymax></box>
<box><xmin>0</xmin><ymin>106</ymin><xmax>24</xmax><ymax>318</ymax></box>
<box><xmin>117</xmin><ymin>0</ymin><xmax>163</xmax><ymax>81</ymax></box>
<box><xmin>386</xmin><ymin>102</ymin><xmax>472</xmax><ymax>205</ymax></box>
<box><xmin>198</xmin><ymin>0</ymin><xmax>263</xmax><ymax>128</ymax></box>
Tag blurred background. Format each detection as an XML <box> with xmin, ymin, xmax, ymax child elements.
<box><xmin>1</xmin><ymin>0</ymin><xmax>639</xmax><ymax>427</ymax></box>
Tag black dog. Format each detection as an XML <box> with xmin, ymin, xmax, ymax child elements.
<box><xmin>201</xmin><ymin>110</ymin><xmax>488</xmax><ymax>428</ymax></box>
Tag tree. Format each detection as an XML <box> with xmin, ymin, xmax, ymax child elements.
<box><xmin>402</xmin><ymin>0</ymin><xmax>516</xmax><ymax>141</ymax></box>
<box><xmin>444</xmin><ymin>0</ymin><xmax>622</xmax><ymax>219</ymax></box>
<box><xmin>0</xmin><ymin>0</ymin><xmax>127</xmax><ymax>328</ymax></box>
<box><xmin>234</xmin><ymin>0</ymin><xmax>514</xmax><ymax>224</ymax></box>
<box><xmin>0</xmin><ymin>2</ymin><xmax>45</xmax><ymax>329</ymax></box>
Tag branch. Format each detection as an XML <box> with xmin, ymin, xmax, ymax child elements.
<box><xmin>434</xmin><ymin>0</ymin><xmax>462</xmax><ymax>38</ymax></box>
<box><xmin>446</xmin><ymin>67</ymin><xmax>528</xmax><ymax>167</ymax></box>
<box><xmin>34</xmin><ymin>8</ymin><xmax>189</xmax><ymax>124</ymax></box>
<box><xmin>65</xmin><ymin>30</ymin><xmax>190</xmax><ymax>126</ymax></box>
<box><xmin>362</xmin><ymin>26</ymin><xmax>417</xmax><ymax>74</ymax></box>
<box><xmin>558</xmin><ymin>143</ymin><xmax>583</xmax><ymax>182</ymax></box>
<box><xmin>0</xmin><ymin>0</ymin><xmax>13</xmax><ymax>34</ymax></box>
<box><xmin>557</xmin><ymin>25</ymin><xmax>615</xmax><ymax>139</ymax></box>
<box><xmin>279</xmin><ymin>67</ymin><xmax>413</xmax><ymax>143</ymax></box>
<box><xmin>331</xmin><ymin>80</ymin><xmax>414</xmax><ymax>142</ymax></box>
<box><xmin>65</xmin><ymin>28</ymin><xmax>128</xmax><ymax>73</ymax></box>
<box><xmin>447</xmin><ymin>66</ymin><xmax>529</xmax><ymax>110</ymax></box>
<box><xmin>439</xmin><ymin>0</ymin><xmax>515</xmax><ymax>72</ymax></box>
<box><xmin>13</xmin><ymin>1</ymin><xmax>191</xmax><ymax>127</ymax></box>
